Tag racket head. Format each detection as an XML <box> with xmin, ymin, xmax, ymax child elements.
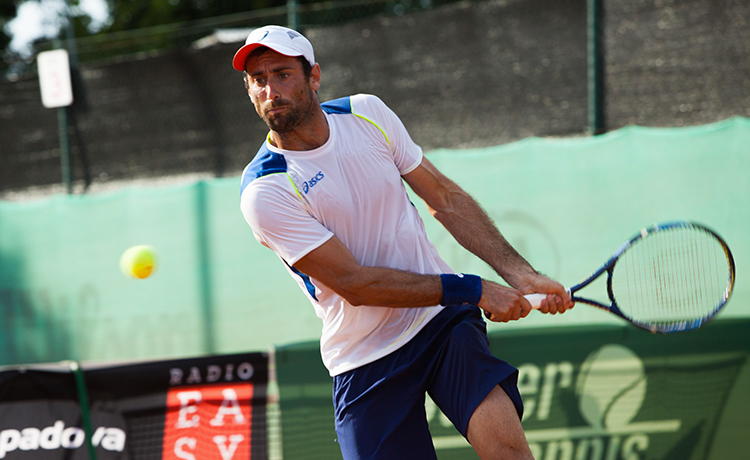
<box><xmin>604</xmin><ymin>221</ymin><xmax>735</xmax><ymax>333</ymax></box>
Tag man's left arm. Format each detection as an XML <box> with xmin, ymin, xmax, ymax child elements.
<box><xmin>402</xmin><ymin>157</ymin><xmax>573</xmax><ymax>315</ymax></box>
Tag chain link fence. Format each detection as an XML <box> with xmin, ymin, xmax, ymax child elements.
<box><xmin>1</xmin><ymin>0</ymin><xmax>485</xmax><ymax>196</ymax></box>
<box><xmin>4</xmin><ymin>0</ymin><xmax>461</xmax><ymax>76</ymax></box>
<box><xmin>1</xmin><ymin>0</ymin><xmax>749</xmax><ymax>197</ymax></box>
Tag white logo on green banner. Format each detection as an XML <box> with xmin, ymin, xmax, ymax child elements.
<box><xmin>428</xmin><ymin>344</ymin><xmax>683</xmax><ymax>459</ymax></box>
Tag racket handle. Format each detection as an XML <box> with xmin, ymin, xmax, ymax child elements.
<box><xmin>524</xmin><ymin>294</ymin><xmax>547</xmax><ymax>310</ymax></box>
<box><xmin>524</xmin><ymin>290</ymin><xmax>572</xmax><ymax>309</ymax></box>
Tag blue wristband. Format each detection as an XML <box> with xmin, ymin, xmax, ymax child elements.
<box><xmin>440</xmin><ymin>273</ymin><xmax>482</xmax><ymax>306</ymax></box>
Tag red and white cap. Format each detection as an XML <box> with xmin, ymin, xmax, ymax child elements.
<box><xmin>232</xmin><ymin>25</ymin><xmax>315</xmax><ymax>71</ymax></box>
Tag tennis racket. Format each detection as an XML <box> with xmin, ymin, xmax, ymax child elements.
<box><xmin>525</xmin><ymin>221</ymin><xmax>735</xmax><ymax>334</ymax></box>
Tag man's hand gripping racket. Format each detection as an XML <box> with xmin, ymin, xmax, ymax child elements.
<box><xmin>524</xmin><ymin>221</ymin><xmax>735</xmax><ymax>334</ymax></box>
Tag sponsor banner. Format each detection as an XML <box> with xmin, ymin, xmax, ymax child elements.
<box><xmin>276</xmin><ymin>319</ymin><xmax>750</xmax><ymax>460</ymax></box>
<box><xmin>429</xmin><ymin>320</ymin><xmax>749</xmax><ymax>460</ymax></box>
<box><xmin>0</xmin><ymin>353</ymin><xmax>268</xmax><ymax>460</ymax></box>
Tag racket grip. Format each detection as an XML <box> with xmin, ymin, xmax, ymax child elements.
<box><xmin>524</xmin><ymin>290</ymin><xmax>572</xmax><ymax>309</ymax></box>
<box><xmin>524</xmin><ymin>294</ymin><xmax>547</xmax><ymax>310</ymax></box>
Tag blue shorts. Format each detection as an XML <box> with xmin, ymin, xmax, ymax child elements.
<box><xmin>332</xmin><ymin>304</ymin><xmax>523</xmax><ymax>460</ymax></box>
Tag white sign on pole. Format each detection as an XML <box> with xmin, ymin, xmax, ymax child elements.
<box><xmin>37</xmin><ymin>49</ymin><xmax>74</xmax><ymax>108</ymax></box>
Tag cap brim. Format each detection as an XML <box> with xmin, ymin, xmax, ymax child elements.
<box><xmin>232</xmin><ymin>43</ymin><xmax>306</xmax><ymax>71</ymax></box>
<box><xmin>232</xmin><ymin>43</ymin><xmax>263</xmax><ymax>71</ymax></box>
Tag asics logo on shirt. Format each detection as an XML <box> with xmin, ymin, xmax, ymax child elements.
<box><xmin>302</xmin><ymin>171</ymin><xmax>325</xmax><ymax>194</ymax></box>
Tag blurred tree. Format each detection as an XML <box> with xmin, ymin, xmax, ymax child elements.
<box><xmin>100</xmin><ymin>0</ymin><xmax>285</xmax><ymax>32</ymax></box>
<box><xmin>1</xmin><ymin>0</ymin><xmax>368</xmax><ymax>77</ymax></box>
<box><xmin>0</xmin><ymin>0</ymin><xmax>18</xmax><ymax>51</ymax></box>
<box><xmin>4</xmin><ymin>0</ymin><xmax>342</xmax><ymax>54</ymax></box>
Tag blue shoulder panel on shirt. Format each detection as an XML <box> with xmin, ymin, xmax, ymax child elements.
<box><xmin>240</xmin><ymin>145</ymin><xmax>287</xmax><ymax>195</ymax></box>
<box><xmin>321</xmin><ymin>96</ymin><xmax>352</xmax><ymax>115</ymax></box>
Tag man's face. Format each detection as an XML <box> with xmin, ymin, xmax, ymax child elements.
<box><xmin>244</xmin><ymin>49</ymin><xmax>319</xmax><ymax>133</ymax></box>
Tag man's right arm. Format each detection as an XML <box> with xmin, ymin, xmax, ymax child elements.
<box><xmin>402</xmin><ymin>157</ymin><xmax>573</xmax><ymax>317</ymax></box>
<box><xmin>292</xmin><ymin>234</ymin><xmax>533</xmax><ymax>322</ymax></box>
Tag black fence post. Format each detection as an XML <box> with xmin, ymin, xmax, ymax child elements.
<box><xmin>588</xmin><ymin>0</ymin><xmax>605</xmax><ymax>135</ymax></box>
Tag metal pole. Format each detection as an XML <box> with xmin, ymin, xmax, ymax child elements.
<box><xmin>57</xmin><ymin>106</ymin><xmax>73</xmax><ymax>194</ymax></box>
<box><xmin>52</xmin><ymin>37</ymin><xmax>73</xmax><ymax>194</ymax></box>
<box><xmin>287</xmin><ymin>0</ymin><xmax>299</xmax><ymax>30</ymax></box>
<box><xmin>70</xmin><ymin>361</ymin><xmax>98</xmax><ymax>460</ymax></box>
<box><xmin>64</xmin><ymin>1</ymin><xmax>79</xmax><ymax>69</ymax></box>
<box><xmin>55</xmin><ymin>0</ymin><xmax>78</xmax><ymax>195</ymax></box>
<box><xmin>587</xmin><ymin>0</ymin><xmax>605</xmax><ymax>135</ymax></box>
<box><xmin>63</xmin><ymin>0</ymin><xmax>80</xmax><ymax>194</ymax></box>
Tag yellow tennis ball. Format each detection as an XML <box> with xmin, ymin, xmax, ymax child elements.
<box><xmin>120</xmin><ymin>245</ymin><xmax>158</xmax><ymax>279</ymax></box>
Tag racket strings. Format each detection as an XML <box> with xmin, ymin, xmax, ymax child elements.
<box><xmin>611</xmin><ymin>226</ymin><xmax>732</xmax><ymax>330</ymax></box>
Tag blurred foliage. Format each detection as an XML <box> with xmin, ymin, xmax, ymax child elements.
<box><xmin>0</xmin><ymin>0</ymin><xmax>18</xmax><ymax>51</ymax></box>
<box><xmin>1</xmin><ymin>0</ymin><xmax>294</xmax><ymax>77</ymax></box>
<box><xmin>2</xmin><ymin>0</ymin><xmax>450</xmax><ymax>78</ymax></box>
<box><xmin>101</xmin><ymin>0</ymin><xmax>282</xmax><ymax>32</ymax></box>
<box><xmin>0</xmin><ymin>0</ymin><xmax>290</xmax><ymax>53</ymax></box>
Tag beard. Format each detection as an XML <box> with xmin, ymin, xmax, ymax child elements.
<box><xmin>257</xmin><ymin>84</ymin><xmax>315</xmax><ymax>133</ymax></box>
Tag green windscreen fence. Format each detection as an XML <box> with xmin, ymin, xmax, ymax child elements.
<box><xmin>0</xmin><ymin>117</ymin><xmax>748</xmax><ymax>366</ymax></box>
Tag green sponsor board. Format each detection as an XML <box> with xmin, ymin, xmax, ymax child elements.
<box><xmin>276</xmin><ymin>319</ymin><xmax>749</xmax><ymax>460</ymax></box>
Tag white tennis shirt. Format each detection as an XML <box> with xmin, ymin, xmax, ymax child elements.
<box><xmin>240</xmin><ymin>94</ymin><xmax>452</xmax><ymax>376</ymax></box>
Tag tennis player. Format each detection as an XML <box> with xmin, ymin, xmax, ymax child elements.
<box><xmin>234</xmin><ymin>25</ymin><xmax>573</xmax><ymax>460</ymax></box>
